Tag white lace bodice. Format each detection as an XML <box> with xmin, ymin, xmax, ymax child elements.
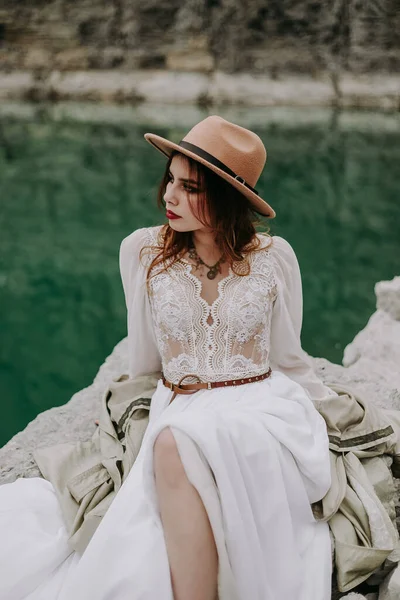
<box><xmin>144</xmin><ymin>227</ymin><xmax>277</xmax><ymax>384</ymax></box>
<box><xmin>119</xmin><ymin>225</ymin><xmax>337</xmax><ymax>402</ymax></box>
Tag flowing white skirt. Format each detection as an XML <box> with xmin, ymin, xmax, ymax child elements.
<box><xmin>0</xmin><ymin>371</ymin><xmax>333</xmax><ymax>600</ymax></box>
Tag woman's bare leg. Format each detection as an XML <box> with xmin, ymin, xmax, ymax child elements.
<box><xmin>154</xmin><ymin>428</ymin><xmax>218</xmax><ymax>600</ymax></box>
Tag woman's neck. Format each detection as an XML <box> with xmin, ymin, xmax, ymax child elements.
<box><xmin>191</xmin><ymin>230</ymin><xmax>222</xmax><ymax>263</ymax></box>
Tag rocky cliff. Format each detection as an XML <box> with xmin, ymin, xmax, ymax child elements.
<box><xmin>0</xmin><ymin>0</ymin><xmax>399</xmax><ymax>107</ymax></box>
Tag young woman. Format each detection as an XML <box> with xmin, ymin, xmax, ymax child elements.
<box><xmin>0</xmin><ymin>116</ymin><xmax>336</xmax><ymax>600</ymax></box>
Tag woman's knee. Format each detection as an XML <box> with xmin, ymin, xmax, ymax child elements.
<box><xmin>153</xmin><ymin>428</ymin><xmax>187</xmax><ymax>486</ymax></box>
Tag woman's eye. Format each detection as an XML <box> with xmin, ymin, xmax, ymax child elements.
<box><xmin>183</xmin><ymin>183</ymin><xmax>198</xmax><ymax>193</ymax></box>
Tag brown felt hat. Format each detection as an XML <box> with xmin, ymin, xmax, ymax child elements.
<box><xmin>144</xmin><ymin>115</ymin><xmax>275</xmax><ymax>218</ymax></box>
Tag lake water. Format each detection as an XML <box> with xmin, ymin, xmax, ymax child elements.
<box><xmin>1</xmin><ymin>103</ymin><xmax>399</xmax><ymax>447</ymax></box>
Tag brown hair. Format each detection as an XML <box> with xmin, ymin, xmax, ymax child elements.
<box><xmin>141</xmin><ymin>151</ymin><xmax>272</xmax><ymax>290</ymax></box>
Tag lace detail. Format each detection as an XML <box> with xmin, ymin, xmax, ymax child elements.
<box><xmin>144</xmin><ymin>226</ymin><xmax>278</xmax><ymax>384</ymax></box>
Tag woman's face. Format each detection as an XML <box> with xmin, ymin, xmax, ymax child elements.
<box><xmin>163</xmin><ymin>154</ymin><xmax>211</xmax><ymax>232</ymax></box>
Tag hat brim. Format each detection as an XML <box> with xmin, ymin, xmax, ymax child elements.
<box><xmin>144</xmin><ymin>133</ymin><xmax>276</xmax><ymax>218</ymax></box>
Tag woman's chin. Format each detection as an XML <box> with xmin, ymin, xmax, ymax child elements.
<box><xmin>167</xmin><ymin>220</ymin><xmax>191</xmax><ymax>232</ymax></box>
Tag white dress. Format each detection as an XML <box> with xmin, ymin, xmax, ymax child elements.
<box><xmin>0</xmin><ymin>225</ymin><xmax>337</xmax><ymax>600</ymax></box>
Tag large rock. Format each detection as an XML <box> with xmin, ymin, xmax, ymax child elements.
<box><xmin>313</xmin><ymin>282</ymin><xmax>400</xmax><ymax>412</ymax></box>
<box><xmin>0</xmin><ymin>1</ymin><xmax>399</xmax><ymax>107</ymax></box>
<box><xmin>0</xmin><ymin>0</ymin><xmax>399</xmax><ymax>77</ymax></box>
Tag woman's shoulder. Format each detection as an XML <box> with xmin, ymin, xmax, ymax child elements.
<box><xmin>271</xmin><ymin>235</ymin><xmax>296</xmax><ymax>257</ymax></box>
<box><xmin>255</xmin><ymin>233</ymin><xmax>295</xmax><ymax>256</ymax></box>
<box><xmin>253</xmin><ymin>233</ymin><xmax>299</xmax><ymax>274</ymax></box>
<box><xmin>119</xmin><ymin>226</ymin><xmax>163</xmax><ymax>272</ymax></box>
<box><xmin>120</xmin><ymin>225</ymin><xmax>163</xmax><ymax>256</ymax></box>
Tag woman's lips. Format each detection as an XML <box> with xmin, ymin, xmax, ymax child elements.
<box><xmin>166</xmin><ymin>210</ymin><xmax>182</xmax><ymax>219</ymax></box>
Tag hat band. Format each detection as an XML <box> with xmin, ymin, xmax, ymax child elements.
<box><xmin>178</xmin><ymin>140</ymin><xmax>259</xmax><ymax>196</ymax></box>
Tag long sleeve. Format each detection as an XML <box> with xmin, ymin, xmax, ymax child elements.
<box><xmin>269</xmin><ymin>236</ymin><xmax>336</xmax><ymax>402</ymax></box>
<box><xmin>119</xmin><ymin>227</ymin><xmax>162</xmax><ymax>379</ymax></box>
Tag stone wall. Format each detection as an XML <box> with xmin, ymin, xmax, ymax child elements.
<box><xmin>1</xmin><ymin>0</ymin><xmax>399</xmax><ymax>75</ymax></box>
<box><xmin>0</xmin><ymin>0</ymin><xmax>399</xmax><ymax>107</ymax></box>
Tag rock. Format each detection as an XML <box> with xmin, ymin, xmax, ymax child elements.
<box><xmin>340</xmin><ymin>74</ymin><xmax>400</xmax><ymax>112</ymax></box>
<box><xmin>1</xmin><ymin>0</ymin><xmax>399</xmax><ymax>77</ymax></box>
<box><xmin>0</xmin><ymin>1</ymin><xmax>398</xmax><ymax>106</ymax></box>
<box><xmin>308</xmin><ymin>277</ymin><xmax>400</xmax><ymax>413</ymax></box>
<box><xmin>341</xmin><ymin>594</ymin><xmax>370</xmax><ymax>599</ymax></box>
<box><xmin>376</xmin><ymin>277</ymin><xmax>400</xmax><ymax>322</ymax></box>
<box><xmin>166</xmin><ymin>35</ymin><xmax>214</xmax><ymax>72</ymax></box>
<box><xmin>0</xmin><ymin>72</ymin><xmax>34</xmax><ymax>100</ymax></box>
<box><xmin>0</xmin><ymin>70</ymin><xmax>399</xmax><ymax>108</ymax></box>
<box><xmin>93</xmin><ymin>47</ymin><xmax>125</xmax><ymax>70</ymax></box>
<box><xmin>211</xmin><ymin>70</ymin><xmax>335</xmax><ymax>106</ymax></box>
<box><xmin>166</xmin><ymin>50</ymin><xmax>215</xmax><ymax>73</ymax></box>
<box><xmin>47</xmin><ymin>70</ymin><xmax>144</xmax><ymax>103</ymax></box>
<box><xmin>136</xmin><ymin>71</ymin><xmax>209</xmax><ymax>104</ymax></box>
<box><xmin>24</xmin><ymin>48</ymin><xmax>52</xmax><ymax>70</ymax></box>
<box><xmin>54</xmin><ymin>48</ymin><xmax>90</xmax><ymax>71</ymax></box>
<box><xmin>380</xmin><ymin>560</ymin><xmax>400</xmax><ymax>599</ymax></box>
<box><xmin>340</xmin><ymin>591</ymin><xmax>379</xmax><ymax>599</ymax></box>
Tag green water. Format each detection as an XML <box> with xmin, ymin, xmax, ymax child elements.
<box><xmin>1</xmin><ymin>103</ymin><xmax>399</xmax><ymax>447</ymax></box>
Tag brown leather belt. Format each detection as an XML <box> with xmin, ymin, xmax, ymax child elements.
<box><xmin>162</xmin><ymin>368</ymin><xmax>272</xmax><ymax>404</ymax></box>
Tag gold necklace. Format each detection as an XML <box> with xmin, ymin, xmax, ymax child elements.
<box><xmin>188</xmin><ymin>242</ymin><xmax>225</xmax><ymax>280</ymax></box>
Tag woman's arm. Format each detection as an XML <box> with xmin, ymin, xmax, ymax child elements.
<box><xmin>269</xmin><ymin>236</ymin><xmax>336</xmax><ymax>402</ymax></box>
<box><xmin>119</xmin><ymin>227</ymin><xmax>162</xmax><ymax>379</ymax></box>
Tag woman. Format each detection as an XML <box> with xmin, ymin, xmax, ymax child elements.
<box><xmin>0</xmin><ymin>115</ymin><xmax>336</xmax><ymax>600</ymax></box>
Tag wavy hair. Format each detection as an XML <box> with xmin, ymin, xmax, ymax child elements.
<box><xmin>140</xmin><ymin>151</ymin><xmax>273</xmax><ymax>290</ymax></box>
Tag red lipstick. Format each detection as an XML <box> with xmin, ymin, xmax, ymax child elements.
<box><xmin>166</xmin><ymin>210</ymin><xmax>182</xmax><ymax>219</ymax></box>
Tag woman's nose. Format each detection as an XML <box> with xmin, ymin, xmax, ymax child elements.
<box><xmin>163</xmin><ymin>182</ymin><xmax>177</xmax><ymax>205</ymax></box>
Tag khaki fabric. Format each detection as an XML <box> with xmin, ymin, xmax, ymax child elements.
<box><xmin>313</xmin><ymin>384</ymin><xmax>398</xmax><ymax>455</ymax></box>
<box><xmin>34</xmin><ymin>375</ymin><xmax>400</xmax><ymax>593</ymax></box>
<box><xmin>314</xmin><ymin>384</ymin><xmax>400</xmax><ymax>592</ymax></box>
<box><xmin>34</xmin><ymin>372</ymin><xmax>161</xmax><ymax>554</ymax></box>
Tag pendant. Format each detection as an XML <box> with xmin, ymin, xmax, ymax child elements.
<box><xmin>207</xmin><ymin>269</ymin><xmax>217</xmax><ymax>280</ymax></box>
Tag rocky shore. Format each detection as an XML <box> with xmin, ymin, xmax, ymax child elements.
<box><xmin>0</xmin><ymin>70</ymin><xmax>398</xmax><ymax>110</ymax></box>
<box><xmin>1</xmin><ymin>275</ymin><xmax>400</xmax><ymax>598</ymax></box>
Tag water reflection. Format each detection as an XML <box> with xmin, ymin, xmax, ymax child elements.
<box><xmin>1</xmin><ymin>104</ymin><xmax>399</xmax><ymax>446</ymax></box>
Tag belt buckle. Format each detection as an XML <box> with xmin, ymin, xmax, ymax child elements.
<box><xmin>207</xmin><ymin>382</ymin><xmax>211</xmax><ymax>390</ymax></box>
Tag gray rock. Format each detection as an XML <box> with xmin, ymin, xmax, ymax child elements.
<box><xmin>341</xmin><ymin>594</ymin><xmax>375</xmax><ymax>600</ymax></box>
<box><xmin>0</xmin><ymin>0</ymin><xmax>399</xmax><ymax>107</ymax></box>
<box><xmin>379</xmin><ymin>559</ymin><xmax>400</xmax><ymax>599</ymax></box>
<box><xmin>0</xmin><ymin>70</ymin><xmax>398</xmax><ymax>109</ymax></box>
<box><xmin>0</xmin><ymin>0</ymin><xmax>399</xmax><ymax>95</ymax></box>
<box><xmin>313</xmin><ymin>275</ymin><xmax>400</xmax><ymax>410</ymax></box>
<box><xmin>376</xmin><ymin>277</ymin><xmax>400</xmax><ymax>322</ymax></box>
